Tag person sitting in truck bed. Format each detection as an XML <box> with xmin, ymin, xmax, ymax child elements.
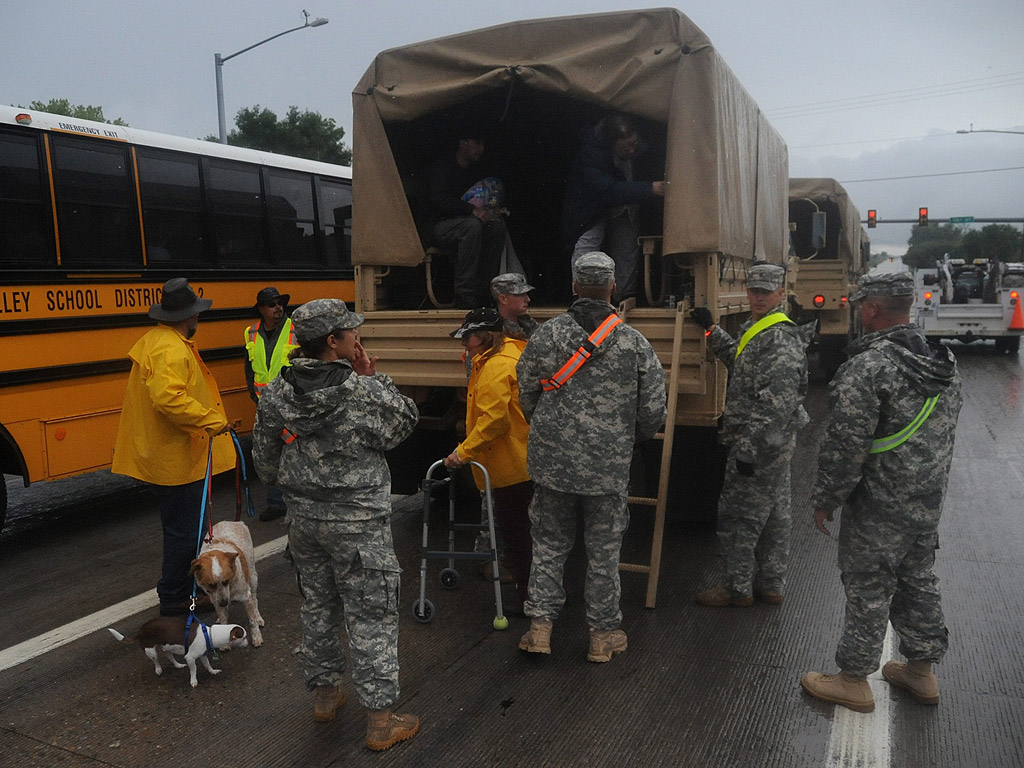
<box><xmin>560</xmin><ymin>114</ymin><xmax>667</xmax><ymax>303</ymax></box>
<box><xmin>429</xmin><ymin>130</ymin><xmax>518</xmax><ymax>309</ymax></box>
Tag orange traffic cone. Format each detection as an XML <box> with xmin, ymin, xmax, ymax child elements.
<box><xmin>1010</xmin><ymin>298</ymin><xmax>1024</xmax><ymax>330</ymax></box>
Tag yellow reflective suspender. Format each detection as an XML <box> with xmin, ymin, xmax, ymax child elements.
<box><xmin>869</xmin><ymin>395</ymin><xmax>940</xmax><ymax>454</ymax></box>
<box><xmin>541</xmin><ymin>313</ymin><xmax>622</xmax><ymax>391</ymax></box>
<box><xmin>735</xmin><ymin>312</ymin><xmax>794</xmax><ymax>359</ymax></box>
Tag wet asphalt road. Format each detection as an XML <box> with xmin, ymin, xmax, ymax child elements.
<box><xmin>1</xmin><ymin>340</ymin><xmax>1023</xmax><ymax>768</ymax></box>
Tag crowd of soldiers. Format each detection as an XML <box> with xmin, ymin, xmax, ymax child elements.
<box><xmin>112</xmin><ymin>256</ymin><xmax>961</xmax><ymax>752</ymax></box>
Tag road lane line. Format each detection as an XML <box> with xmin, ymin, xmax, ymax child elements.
<box><xmin>824</xmin><ymin>623</ymin><xmax>894</xmax><ymax>768</ymax></box>
<box><xmin>0</xmin><ymin>535</ymin><xmax>288</xmax><ymax>673</ymax></box>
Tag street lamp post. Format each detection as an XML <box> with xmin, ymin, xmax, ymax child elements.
<box><xmin>215</xmin><ymin>10</ymin><xmax>328</xmax><ymax>144</ymax></box>
<box><xmin>956</xmin><ymin>125</ymin><xmax>1024</xmax><ymax>259</ymax></box>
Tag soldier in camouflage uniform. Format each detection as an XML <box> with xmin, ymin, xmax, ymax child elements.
<box><xmin>491</xmin><ymin>272</ymin><xmax>540</xmax><ymax>342</ymax></box>
<box><xmin>690</xmin><ymin>263</ymin><xmax>812</xmax><ymax>607</ymax></box>
<box><xmin>515</xmin><ymin>252</ymin><xmax>667</xmax><ymax>662</ymax></box>
<box><xmin>252</xmin><ymin>299</ymin><xmax>421</xmax><ymax>751</ymax></box>
<box><xmin>802</xmin><ymin>272</ymin><xmax>962</xmax><ymax>713</ymax></box>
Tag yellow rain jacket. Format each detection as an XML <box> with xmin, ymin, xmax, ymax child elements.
<box><xmin>456</xmin><ymin>337</ymin><xmax>531</xmax><ymax>490</ymax></box>
<box><xmin>112</xmin><ymin>325</ymin><xmax>234</xmax><ymax>486</ymax></box>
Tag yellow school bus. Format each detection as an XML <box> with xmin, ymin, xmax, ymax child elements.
<box><xmin>0</xmin><ymin>105</ymin><xmax>353</xmax><ymax>527</ymax></box>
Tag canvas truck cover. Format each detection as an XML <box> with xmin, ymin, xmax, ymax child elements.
<box><xmin>789</xmin><ymin>177</ymin><xmax>864</xmax><ymax>273</ymax></box>
<box><xmin>352</xmin><ymin>7</ymin><xmax>788</xmax><ymax>267</ymax></box>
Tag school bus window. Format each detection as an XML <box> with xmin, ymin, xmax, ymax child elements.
<box><xmin>266</xmin><ymin>169</ymin><xmax>318</xmax><ymax>267</ymax></box>
<box><xmin>0</xmin><ymin>132</ymin><xmax>56</xmax><ymax>267</ymax></box>
<box><xmin>205</xmin><ymin>160</ymin><xmax>267</xmax><ymax>266</ymax></box>
<box><xmin>50</xmin><ymin>135</ymin><xmax>141</xmax><ymax>269</ymax></box>
<box><xmin>318</xmin><ymin>178</ymin><xmax>352</xmax><ymax>268</ymax></box>
<box><xmin>137</xmin><ymin>149</ymin><xmax>206</xmax><ymax>265</ymax></box>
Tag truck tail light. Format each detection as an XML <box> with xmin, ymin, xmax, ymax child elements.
<box><xmin>1011</xmin><ymin>291</ymin><xmax>1019</xmax><ymax>306</ymax></box>
<box><xmin>924</xmin><ymin>291</ymin><xmax>933</xmax><ymax>306</ymax></box>
<box><xmin>813</xmin><ymin>294</ymin><xmax>825</xmax><ymax>308</ymax></box>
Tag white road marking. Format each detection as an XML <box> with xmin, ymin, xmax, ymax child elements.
<box><xmin>824</xmin><ymin>623</ymin><xmax>895</xmax><ymax>768</ymax></box>
<box><xmin>0</xmin><ymin>535</ymin><xmax>288</xmax><ymax>673</ymax></box>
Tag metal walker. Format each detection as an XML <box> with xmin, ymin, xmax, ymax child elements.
<box><xmin>412</xmin><ymin>459</ymin><xmax>508</xmax><ymax>630</ymax></box>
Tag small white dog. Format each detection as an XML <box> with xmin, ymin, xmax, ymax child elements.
<box><xmin>107</xmin><ymin>616</ymin><xmax>248</xmax><ymax>688</ymax></box>
<box><xmin>189</xmin><ymin>521</ymin><xmax>265</xmax><ymax>646</ymax></box>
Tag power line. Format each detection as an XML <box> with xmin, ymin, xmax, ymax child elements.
<box><xmin>840</xmin><ymin>166</ymin><xmax>1024</xmax><ymax>183</ymax></box>
<box><xmin>791</xmin><ymin>132</ymin><xmax>958</xmax><ymax>149</ymax></box>
<box><xmin>768</xmin><ymin>72</ymin><xmax>1024</xmax><ymax>120</ymax></box>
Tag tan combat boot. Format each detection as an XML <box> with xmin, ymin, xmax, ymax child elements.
<box><xmin>313</xmin><ymin>685</ymin><xmax>347</xmax><ymax>722</ymax></box>
<box><xmin>696</xmin><ymin>585</ymin><xmax>754</xmax><ymax>607</ymax></box>
<box><xmin>587</xmin><ymin>627</ymin><xmax>627</xmax><ymax>663</ymax></box>
<box><xmin>518</xmin><ymin>618</ymin><xmax>553</xmax><ymax>654</ymax></box>
<box><xmin>365</xmin><ymin>709</ymin><xmax>420</xmax><ymax>751</ymax></box>
<box><xmin>882</xmin><ymin>660</ymin><xmax>940</xmax><ymax>704</ymax></box>
<box><xmin>801</xmin><ymin>671</ymin><xmax>875</xmax><ymax>713</ymax></box>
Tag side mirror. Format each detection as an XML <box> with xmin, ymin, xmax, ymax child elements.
<box><xmin>811</xmin><ymin>212</ymin><xmax>827</xmax><ymax>250</ymax></box>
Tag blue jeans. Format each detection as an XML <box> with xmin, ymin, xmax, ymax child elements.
<box><xmin>153</xmin><ymin>479</ymin><xmax>205</xmax><ymax>611</ymax></box>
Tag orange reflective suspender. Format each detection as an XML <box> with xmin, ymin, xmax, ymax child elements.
<box><xmin>540</xmin><ymin>313</ymin><xmax>622</xmax><ymax>391</ymax></box>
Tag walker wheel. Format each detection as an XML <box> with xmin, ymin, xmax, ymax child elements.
<box><xmin>439</xmin><ymin>568</ymin><xmax>461</xmax><ymax>590</ymax></box>
<box><xmin>412</xmin><ymin>599</ymin><xmax>435</xmax><ymax>623</ymax></box>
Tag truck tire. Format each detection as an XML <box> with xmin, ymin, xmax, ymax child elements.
<box><xmin>0</xmin><ymin>476</ymin><xmax>7</xmax><ymax>535</ymax></box>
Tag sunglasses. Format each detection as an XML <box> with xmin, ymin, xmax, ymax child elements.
<box><xmin>261</xmin><ymin>299</ymin><xmax>287</xmax><ymax>308</ymax></box>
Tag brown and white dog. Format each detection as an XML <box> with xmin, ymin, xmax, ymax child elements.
<box><xmin>107</xmin><ymin>616</ymin><xmax>248</xmax><ymax>688</ymax></box>
<box><xmin>189</xmin><ymin>521</ymin><xmax>264</xmax><ymax>646</ymax></box>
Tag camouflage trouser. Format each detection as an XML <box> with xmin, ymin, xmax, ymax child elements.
<box><xmin>524</xmin><ymin>485</ymin><xmax>629</xmax><ymax>631</ymax></box>
<box><xmin>716</xmin><ymin>434</ymin><xmax>796</xmax><ymax>598</ymax></box>
<box><xmin>836</xmin><ymin>521</ymin><xmax>948</xmax><ymax>677</ymax></box>
<box><xmin>288</xmin><ymin>515</ymin><xmax>402</xmax><ymax>710</ymax></box>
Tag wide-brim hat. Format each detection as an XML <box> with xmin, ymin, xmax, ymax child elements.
<box><xmin>149</xmin><ymin>278</ymin><xmax>212</xmax><ymax>322</ymax></box>
<box><xmin>451</xmin><ymin>307</ymin><xmax>504</xmax><ymax>339</ymax></box>
<box><xmin>254</xmin><ymin>286</ymin><xmax>290</xmax><ymax>309</ymax></box>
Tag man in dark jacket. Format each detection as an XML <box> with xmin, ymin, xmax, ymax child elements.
<box><xmin>561</xmin><ymin>114</ymin><xmax>666</xmax><ymax>301</ymax></box>
<box><xmin>430</xmin><ymin>133</ymin><xmax>514</xmax><ymax>308</ymax></box>
<box><xmin>801</xmin><ymin>272</ymin><xmax>963</xmax><ymax>714</ymax></box>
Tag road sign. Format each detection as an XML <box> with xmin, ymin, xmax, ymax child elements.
<box><xmin>950</xmin><ymin>216</ymin><xmax>975</xmax><ymax>224</ymax></box>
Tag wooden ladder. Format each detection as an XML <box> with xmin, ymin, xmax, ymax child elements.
<box><xmin>619</xmin><ymin>298</ymin><xmax>686</xmax><ymax>608</ymax></box>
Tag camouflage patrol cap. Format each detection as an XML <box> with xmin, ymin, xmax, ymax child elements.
<box><xmin>291</xmin><ymin>298</ymin><xmax>364</xmax><ymax>341</ymax></box>
<box><xmin>849</xmin><ymin>272</ymin><xmax>914</xmax><ymax>302</ymax></box>
<box><xmin>573</xmin><ymin>251</ymin><xmax>616</xmax><ymax>286</ymax></box>
<box><xmin>490</xmin><ymin>272</ymin><xmax>535</xmax><ymax>298</ymax></box>
<box><xmin>746</xmin><ymin>263</ymin><xmax>786</xmax><ymax>291</ymax></box>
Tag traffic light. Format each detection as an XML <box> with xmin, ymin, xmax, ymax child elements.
<box><xmin>918</xmin><ymin>207</ymin><xmax>929</xmax><ymax>226</ymax></box>
<box><xmin>867</xmin><ymin>209</ymin><xmax>877</xmax><ymax>228</ymax></box>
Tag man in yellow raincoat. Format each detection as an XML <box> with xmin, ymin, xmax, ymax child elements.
<box><xmin>112</xmin><ymin>278</ymin><xmax>234</xmax><ymax>616</ymax></box>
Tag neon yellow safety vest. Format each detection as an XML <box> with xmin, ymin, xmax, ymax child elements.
<box><xmin>735</xmin><ymin>312</ymin><xmax>794</xmax><ymax>359</ymax></box>
<box><xmin>244</xmin><ymin>317</ymin><xmax>299</xmax><ymax>398</ymax></box>
<box><xmin>869</xmin><ymin>395</ymin><xmax>939</xmax><ymax>454</ymax></box>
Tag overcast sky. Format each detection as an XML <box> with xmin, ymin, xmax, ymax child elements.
<box><xmin>4</xmin><ymin>1</ymin><xmax>1022</xmax><ymax>255</ymax></box>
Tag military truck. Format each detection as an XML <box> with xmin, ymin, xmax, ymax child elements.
<box><xmin>788</xmin><ymin>178</ymin><xmax>870</xmax><ymax>378</ymax></box>
<box><xmin>912</xmin><ymin>256</ymin><xmax>1024</xmax><ymax>354</ymax></box>
<box><xmin>350</xmin><ymin>8</ymin><xmax>789</xmax><ymax>550</ymax></box>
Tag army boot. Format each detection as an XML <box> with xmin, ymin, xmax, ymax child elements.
<box><xmin>313</xmin><ymin>685</ymin><xmax>347</xmax><ymax>722</ymax></box>
<box><xmin>801</xmin><ymin>671</ymin><xmax>875</xmax><ymax>713</ymax></box>
<box><xmin>587</xmin><ymin>627</ymin><xmax>627</xmax><ymax>663</ymax></box>
<box><xmin>882</xmin><ymin>660</ymin><xmax>940</xmax><ymax>704</ymax></box>
<box><xmin>518</xmin><ymin>618</ymin><xmax>553</xmax><ymax>654</ymax></box>
<box><xmin>696</xmin><ymin>585</ymin><xmax>754</xmax><ymax>607</ymax></box>
<box><xmin>365</xmin><ymin>709</ymin><xmax>420</xmax><ymax>751</ymax></box>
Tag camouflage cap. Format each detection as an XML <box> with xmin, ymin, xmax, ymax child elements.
<box><xmin>573</xmin><ymin>251</ymin><xmax>616</xmax><ymax>286</ymax></box>
<box><xmin>291</xmin><ymin>298</ymin><xmax>364</xmax><ymax>341</ymax></box>
<box><xmin>490</xmin><ymin>272</ymin><xmax>535</xmax><ymax>297</ymax></box>
<box><xmin>849</xmin><ymin>271</ymin><xmax>914</xmax><ymax>302</ymax></box>
<box><xmin>746</xmin><ymin>263</ymin><xmax>786</xmax><ymax>291</ymax></box>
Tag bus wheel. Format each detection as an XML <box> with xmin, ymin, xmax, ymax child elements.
<box><xmin>0</xmin><ymin>476</ymin><xmax>7</xmax><ymax>534</ymax></box>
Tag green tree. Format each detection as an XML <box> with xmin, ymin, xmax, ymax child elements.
<box><xmin>209</xmin><ymin>105</ymin><xmax>352</xmax><ymax>165</ymax></box>
<box><xmin>957</xmin><ymin>224</ymin><xmax>1023</xmax><ymax>264</ymax></box>
<box><xmin>25</xmin><ymin>98</ymin><xmax>128</xmax><ymax>125</ymax></box>
<box><xmin>903</xmin><ymin>223</ymin><xmax>962</xmax><ymax>269</ymax></box>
